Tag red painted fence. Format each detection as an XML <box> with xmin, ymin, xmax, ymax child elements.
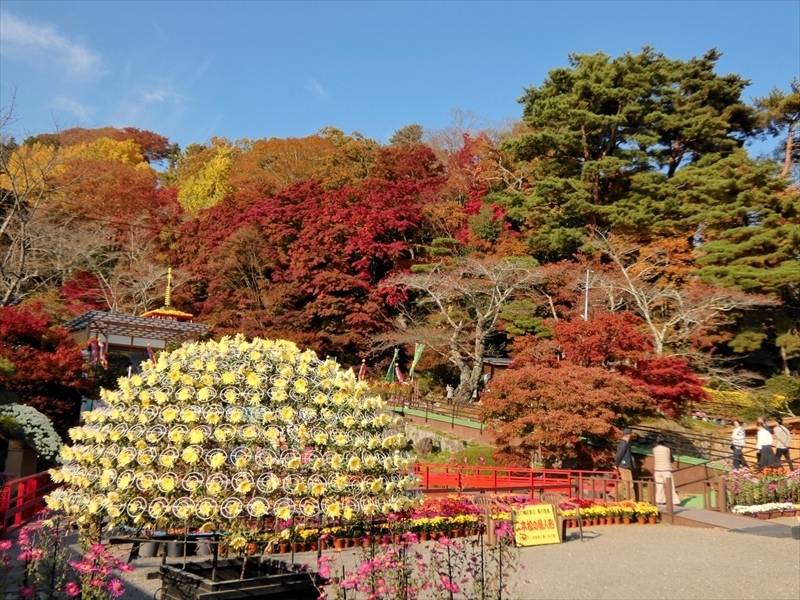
<box><xmin>415</xmin><ymin>463</ymin><xmax>619</xmax><ymax>500</ymax></box>
<box><xmin>0</xmin><ymin>472</ymin><xmax>59</xmax><ymax>538</ymax></box>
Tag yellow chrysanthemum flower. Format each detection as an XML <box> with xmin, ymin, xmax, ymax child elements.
<box><xmin>293</xmin><ymin>379</ymin><xmax>308</xmax><ymax>395</ymax></box>
<box><xmin>182</xmin><ymin>447</ymin><xmax>200</xmax><ymax>464</ymax></box>
<box><xmin>209</xmin><ymin>453</ymin><xmax>226</xmax><ymax>470</ymax></box>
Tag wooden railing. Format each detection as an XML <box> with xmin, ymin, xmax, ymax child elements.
<box><xmin>385</xmin><ymin>394</ymin><xmax>484</xmax><ymax>427</ymax></box>
<box><xmin>414</xmin><ymin>463</ymin><xmax>623</xmax><ymax>500</ymax></box>
<box><xmin>0</xmin><ymin>472</ymin><xmax>59</xmax><ymax>538</ymax></box>
<box><xmin>631</xmin><ymin>423</ymin><xmax>800</xmax><ymax>468</ymax></box>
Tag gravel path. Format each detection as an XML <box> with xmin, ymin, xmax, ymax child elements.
<box><xmin>114</xmin><ymin>522</ymin><xmax>800</xmax><ymax>600</ymax></box>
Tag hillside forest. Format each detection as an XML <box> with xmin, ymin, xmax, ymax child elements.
<box><xmin>1</xmin><ymin>49</ymin><xmax>799</xmax><ymax>465</ymax></box>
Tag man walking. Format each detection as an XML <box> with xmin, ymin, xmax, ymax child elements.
<box><xmin>731</xmin><ymin>419</ymin><xmax>748</xmax><ymax>470</ymax></box>
<box><xmin>615</xmin><ymin>428</ymin><xmax>635</xmax><ymax>500</ymax></box>
<box><xmin>773</xmin><ymin>417</ymin><xmax>794</xmax><ymax>471</ymax></box>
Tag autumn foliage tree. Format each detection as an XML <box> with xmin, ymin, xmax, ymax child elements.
<box><xmin>0</xmin><ymin>302</ymin><xmax>87</xmax><ymax>438</ymax></box>
<box><xmin>481</xmin><ymin>363</ymin><xmax>652</xmax><ymax>469</ymax></box>
<box><xmin>483</xmin><ymin>312</ymin><xmax>708</xmax><ymax>468</ymax></box>
<box><xmin>169</xmin><ymin>145</ymin><xmax>445</xmax><ymax>360</ymax></box>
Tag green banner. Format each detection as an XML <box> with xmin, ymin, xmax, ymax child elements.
<box><xmin>408</xmin><ymin>343</ymin><xmax>425</xmax><ymax>379</ymax></box>
<box><xmin>385</xmin><ymin>348</ymin><xmax>399</xmax><ymax>382</ymax></box>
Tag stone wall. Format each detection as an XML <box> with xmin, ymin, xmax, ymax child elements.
<box><xmin>404</xmin><ymin>422</ymin><xmax>468</xmax><ymax>455</ymax></box>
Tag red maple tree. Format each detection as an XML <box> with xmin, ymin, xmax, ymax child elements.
<box><xmin>485</xmin><ymin>312</ymin><xmax>709</xmax><ymax>467</ymax></box>
<box><xmin>0</xmin><ymin>302</ymin><xmax>88</xmax><ymax>438</ymax></box>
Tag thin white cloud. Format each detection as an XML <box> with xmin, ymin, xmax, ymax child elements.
<box><xmin>140</xmin><ymin>87</ymin><xmax>183</xmax><ymax>104</ymax></box>
<box><xmin>52</xmin><ymin>95</ymin><xmax>94</xmax><ymax>122</ymax></box>
<box><xmin>0</xmin><ymin>11</ymin><xmax>103</xmax><ymax>76</ymax></box>
<box><xmin>306</xmin><ymin>78</ymin><xmax>328</xmax><ymax>99</ymax></box>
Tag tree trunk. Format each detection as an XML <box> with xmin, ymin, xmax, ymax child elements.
<box><xmin>781</xmin><ymin>123</ymin><xmax>795</xmax><ymax>178</ymax></box>
<box><xmin>780</xmin><ymin>345</ymin><xmax>790</xmax><ymax>376</ymax></box>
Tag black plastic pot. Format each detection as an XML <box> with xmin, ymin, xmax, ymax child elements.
<box><xmin>159</xmin><ymin>557</ymin><xmax>319</xmax><ymax>600</ymax></box>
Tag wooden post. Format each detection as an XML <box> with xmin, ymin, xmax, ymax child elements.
<box><xmin>717</xmin><ymin>477</ymin><xmax>727</xmax><ymax>513</ymax></box>
<box><xmin>665</xmin><ymin>477</ymin><xmax>674</xmax><ymax>524</ymax></box>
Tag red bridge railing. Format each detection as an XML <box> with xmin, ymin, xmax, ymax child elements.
<box><xmin>0</xmin><ymin>472</ymin><xmax>59</xmax><ymax>538</ymax></box>
<box><xmin>415</xmin><ymin>463</ymin><xmax>619</xmax><ymax>500</ymax></box>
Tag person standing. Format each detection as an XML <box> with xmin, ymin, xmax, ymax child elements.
<box><xmin>615</xmin><ymin>429</ymin><xmax>635</xmax><ymax>500</ymax></box>
<box><xmin>445</xmin><ymin>384</ymin><xmax>454</xmax><ymax>403</ymax></box>
<box><xmin>756</xmin><ymin>418</ymin><xmax>781</xmax><ymax>471</ymax></box>
<box><xmin>653</xmin><ymin>436</ymin><xmax>681</xmax><ymax>507</ymax></box>
<box><xmin>731</xmin><ymin>420</ymin><xmax>748</xmax><ymax>470</ymax></box>
<box><xmin>772</xmin><ymin>417</ymin><xmax>794</xmax><ymax>471</ymax></box>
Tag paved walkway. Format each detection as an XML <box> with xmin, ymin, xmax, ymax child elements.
<box><xmin>673</xmin><ymin>507</ymin><xmax>800</xmax><ymax>538</ymax></box>
<box><xmin>109</xmin><ymin>522</ymin><xmax>799</xmax><ymax>600</ymax></box>
<box><xmin>5</xmin><ymin>522</ymin><xmax>798</xmax><ymax>599</ymax></box>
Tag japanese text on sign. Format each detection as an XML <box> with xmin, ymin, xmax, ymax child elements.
<box><xmin>512</xmin><ymin>504</ymin><xmax>561</xmax><ymax>546</ymax></box>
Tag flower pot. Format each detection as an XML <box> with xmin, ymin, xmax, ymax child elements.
<box><xmin>278</xmin><ymin>543</ymin><xmax>290</xmax><ymax>554</ymax></box>
<box><xmin>623</xmin><ymin>517</ymin><xmax>631</xmax><ymax>525</ymax></box>
<box><xmin>333</xmin><ymin>538</ymin><xmax>345</xmax><ymax>550</ymax></box>
<box><xmin>308</xmin><ymin>541</ymin><xmax>318</xmax><ymax>552</ymax></box>
<box><xmin>139</xmin><ymin>542</ymin><xmax>160</xmax><ymax>558</ymax></box>
<box><xmin>291</xmin><ymin>542</ymin><xmax>306</xmax><ymax>553</ymax></box>
<box><xmin>613</xmin><ymin>517</ymin><xmax>621</xmax><ymax>525</ymax></box>
<box><xmin>636</xmin><ymin>517</ymin><xmax>645</xmax><ymax>525</ymax></box>
<box><xmin>419</xmin><ymin>532</ymin><xmax>430</xmax><ymax>542</ymax></box>
<box><xmin>648</xmin><ymin>517</ymin><xmax>657</xmax><ymax>525</ymax></box>
<box><xmin>756</xmin><ymin>512</ymin><xmax>770</xmax><ymax>520</ymax></box>
<box><xmin>246</xmin><ymin>543</ymin><xmax>259</xmax><ymax>556</ymax></box>
<box><xmin>457</xmin><ymin>528</ymin><xmax>465</xmax><ymax>538</ymax></box>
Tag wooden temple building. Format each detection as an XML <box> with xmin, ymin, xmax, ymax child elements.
<box><xmin>64</xmin><ymin>268</ymin><xmax>209</xmax><ymax>371</ymax></box>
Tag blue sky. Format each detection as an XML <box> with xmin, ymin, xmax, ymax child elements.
<box><xmin>1</xmin><ymin>1</ymin><xmax>798</xmax><ymax>151</ymax></box>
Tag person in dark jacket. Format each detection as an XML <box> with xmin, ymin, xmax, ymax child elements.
<box><xmin>615</xmin><ymin>428</ymin><xmax>635</xmax><ymax>500</ymax></box>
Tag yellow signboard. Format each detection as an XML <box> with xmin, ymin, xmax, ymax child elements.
<box><xmin>512</xmin><ymin>504</ymin><xmax>561</xmax><ymax>547</ymax></box>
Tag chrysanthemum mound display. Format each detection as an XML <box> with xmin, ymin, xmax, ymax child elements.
<box><xmin>46</xmin><ymin>336</ymin><xmax>417</xmax><ymax>540</ymax></box>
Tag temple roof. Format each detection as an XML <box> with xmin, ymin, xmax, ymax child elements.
<box><xmin>64</xmin><ymin>310</ymin><xmax>209</xmax><ymax>343</ymax></box>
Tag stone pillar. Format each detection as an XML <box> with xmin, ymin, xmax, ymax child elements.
<box><xmin>4</xmin><ymin>439</ymin><xmax>38</xmax><ymax>479</ymax></box>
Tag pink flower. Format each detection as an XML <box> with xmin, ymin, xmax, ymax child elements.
<box><xmin>65</xmin><ymin>581</ymin><xmax>81</xmax><ymax>597</ymax></box>
<box><xmin>107</xmin><ymin>578</ymin><xmax>125</xmax><ymax>598</ymax></box>
<box><xmin>0</xmin><ymin>541</ymin><xmax>11</xmax><ymax>551</ymax></box>
<box><xmin>439</xmin><ymin>574</ymin><xmax>461</xmax><ymax>594</ymax></box>
<box><xmin>317</xmin><ymin>556</ymin><xmax>332</xmax><ymax>579</ymax></box>
<box><xmin>90</xmin><ymin>579</ymin><xmax>104</xmax><ymax>588</ymax></box>
<box><xmin>19</xmin><ymin>586</ymin><xmax>35</xmax><ymax>598</ymax></box>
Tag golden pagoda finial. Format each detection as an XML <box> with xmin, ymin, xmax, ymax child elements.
<box><xmin>164</xmin><ymin>267</ymin><xmax>172</xmax><ymax>307</ymax></box>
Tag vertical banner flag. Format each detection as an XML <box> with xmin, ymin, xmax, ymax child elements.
<box><xmin>358</xmin><ymin>360</ymin><xmax>367</xmax><ymax>381</ymax></box>
<box><xmin>147</xmin><ymin>345</ymin><xmax>156</xmax><ymax>363</ymax></box>
<box><xmin>98</xmin><ymin>340</ymin><xmax>109</xmax><ymax>370</ymax></box>
<box><xmin>89</xmin><ymin>338</ymin><xmax>99</xmax><ymax>366</ymax></box>
<box><xmin>385</xmin><ymin>348</ymin><xmax>399</xmax><ymax>382</ymax></box>
<box><xmin>395</xmin><ymin>365</ymin><xmax>406</xmax><ymax>385</ymax></box>
<box><xmin>408</xmin><ymin>344</ymin><xmax>425</xmax><ymax>379</ymax></box>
